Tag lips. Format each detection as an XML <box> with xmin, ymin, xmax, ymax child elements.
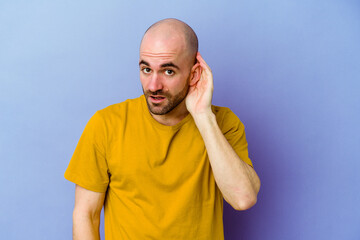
<box><xmin>151</xmin><ymin>95</ymin><xmax>165</xmax><ymax>99</ymax></box>
<box><xmin>149</xmin><ymin>95</ymin><xmax>166</xmax><ymax>103</ymax></box>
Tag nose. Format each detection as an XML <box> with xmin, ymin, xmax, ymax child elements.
<box><xmin>147</xmin><ymin>72</ymin><xmax>163</xmax><ymax>92</ymax></box>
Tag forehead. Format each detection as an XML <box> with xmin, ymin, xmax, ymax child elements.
<box><xmin>139</xmin><ymin>33</ymin><xmax>188</xmax><ymax>66</ymax></box>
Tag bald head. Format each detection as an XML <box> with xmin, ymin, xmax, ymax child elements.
<box><xmin>140</xmin><ymin>18</ymin><xmax>198</xmax><ymax>64</ymax></box>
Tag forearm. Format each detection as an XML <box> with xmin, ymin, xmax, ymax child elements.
<box><xmin>193</xmin><ymin>112</ymin><xmax>260</xmax><ymax>210</ymax></box>
<box><xmin>73</xmin><ymin>211</ymin><xmax>101</xmax><ymax>240</ymax></box>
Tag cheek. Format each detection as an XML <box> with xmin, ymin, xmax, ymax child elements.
<box><xmin>139</xmin><ymin>75</ymin><xmax>148</xmax><ymax>87</ymax></box>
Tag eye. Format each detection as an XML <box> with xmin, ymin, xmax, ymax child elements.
<box><xmin>165</xmin><ymin>69</ymin><xmax>174</xmax><ymax>76</ymax></box>
<box><xmin>142</xmin><ymin>68</ymin><xmax>151</xmax><ymax>74</ymax></box>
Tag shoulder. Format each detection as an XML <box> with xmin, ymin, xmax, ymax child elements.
<box><xmin>211</xmin><ymin>104</ymin><xmax>241</xmax><ymax>123</ymax></box>
<box><xmin>211</xmin><ymin>104</ymin><xmax>232</xmax><ymax>118</ymax></box>
<box><xmin>83</xmin><ymin>96</ymin><xmax>143</xmax><ymax>140</ymax></box>
<box><xmin>96</xmin><ymin>95</ymin><xmax>143</xmax><ymax>120</ymax></box>
<box><xmin>211</xmin><ymin>104</ymin><xmax>245</xmax><ymax>133</ymax></box>
<box><xmin>84</xmin><ymin>96</ymin><xmax>143</xmax><ymax>132</ymax></box>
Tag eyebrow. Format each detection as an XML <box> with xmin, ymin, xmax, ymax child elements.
<box><xmin>139</xmin><ymin>60</ymin><xmax>180</xmax><ymax>70</ymax></box>
<box><xmin>139</xmin><ymin>60</ymin><xmax>149</xmax><ymax>66</ymax></box>
<box><xmin>160</xmin><ymin>62</ymin><xmax>180</xmax><ymax>70</ymax></box>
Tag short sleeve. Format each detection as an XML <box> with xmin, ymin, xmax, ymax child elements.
<box><xmin>64</xmin><ymin>111</ymin><xmax>109</xmax><ymax>192</ymax></box>
<box><xmin>220</xmin><ymin>108</ymin><xmax>253</xmax><ymax>168</ymax></box>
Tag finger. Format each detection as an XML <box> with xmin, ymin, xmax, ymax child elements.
<box><xmin>196</xmin><ymin>52</ymin><xmax>211</xmax><ymax>72</ymax></box>
<box><xmin>196</xmin><ymin>52</ymin><xmax>208</xmax><ymax>68</ymax></box>
<box><xmin>196</xmin><ymin>55</ymin><xmax>212</xmax><ymax>80</ymax></box>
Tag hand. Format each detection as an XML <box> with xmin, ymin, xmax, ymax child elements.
<box><xmin>185</xmin><ymin>52</ymin><xmax>214</xmax><ymax>117</ymax></box>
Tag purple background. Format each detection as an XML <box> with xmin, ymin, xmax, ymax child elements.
<box><xmin>1</xmin><ymin>1</ymin><xmax>359</xmax><ymax>239</ymax></box>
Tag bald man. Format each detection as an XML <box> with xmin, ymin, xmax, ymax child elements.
<box><xmin>64</xmin><ymin>18</ymin><xmax>260</xmax><ymax>240</ymax></box>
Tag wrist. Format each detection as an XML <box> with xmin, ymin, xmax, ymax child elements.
<box><xmin>192</xmin><ymin>110</ymin><xmax>216</xmax><ymax>132</ymax></box>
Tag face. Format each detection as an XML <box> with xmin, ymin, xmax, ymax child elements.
<box><xmin>139</xmin><ymin>34</ymin><xmax>194</xmax><ymax>115</ymax></box>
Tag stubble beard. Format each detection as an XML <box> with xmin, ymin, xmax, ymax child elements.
<box><xmin>143</xmin><ymin>81</ymin><xmax>190</xmax><ymax>115</ymax></box>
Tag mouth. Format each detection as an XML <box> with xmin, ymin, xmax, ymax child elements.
<box><xmin>149</xmin><ymin>95</ymin><xmax>166</xmax><ymax>103</ymax></box>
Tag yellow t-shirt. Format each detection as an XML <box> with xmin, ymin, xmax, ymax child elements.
<box><xmin>64</xmin><ymin>94</ymin><xmax>253</xmax><ymax>240</ymax></box>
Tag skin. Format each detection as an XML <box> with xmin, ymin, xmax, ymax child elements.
<box><xmin>72</xmin><ymin>18</ymin><xmax>261</xmax><ymax>239</ymax></box>
<box><xmin>139</xmin><ymin>19</ymin><xmax>201</xmax><ymax>126</ymax></box>
<box><xmin>73</xmin><ymin>185</ymin><xmax>104</xmax><ymax>240</ymax></box>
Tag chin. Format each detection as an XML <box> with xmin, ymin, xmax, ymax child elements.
<box><xmin>146</xmin><ymin>100</ymin><xmax>170</xmax><ymax>115</ymax></box>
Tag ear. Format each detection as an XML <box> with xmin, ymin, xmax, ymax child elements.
<box><xmin>189</xmin><ymin>62</ymin><xmax>201</xmax><ymax>87</ymax></box>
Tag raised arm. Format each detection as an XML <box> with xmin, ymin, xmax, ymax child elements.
<box><xmin>186</xmin><ymin>53</ymin><xmax>260</xmax><ymax>211</ymax></box>
<box><xmin>73</xmin><ymin>185</ymin><xmax>106</xmax><ymax>240</ymax></box>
